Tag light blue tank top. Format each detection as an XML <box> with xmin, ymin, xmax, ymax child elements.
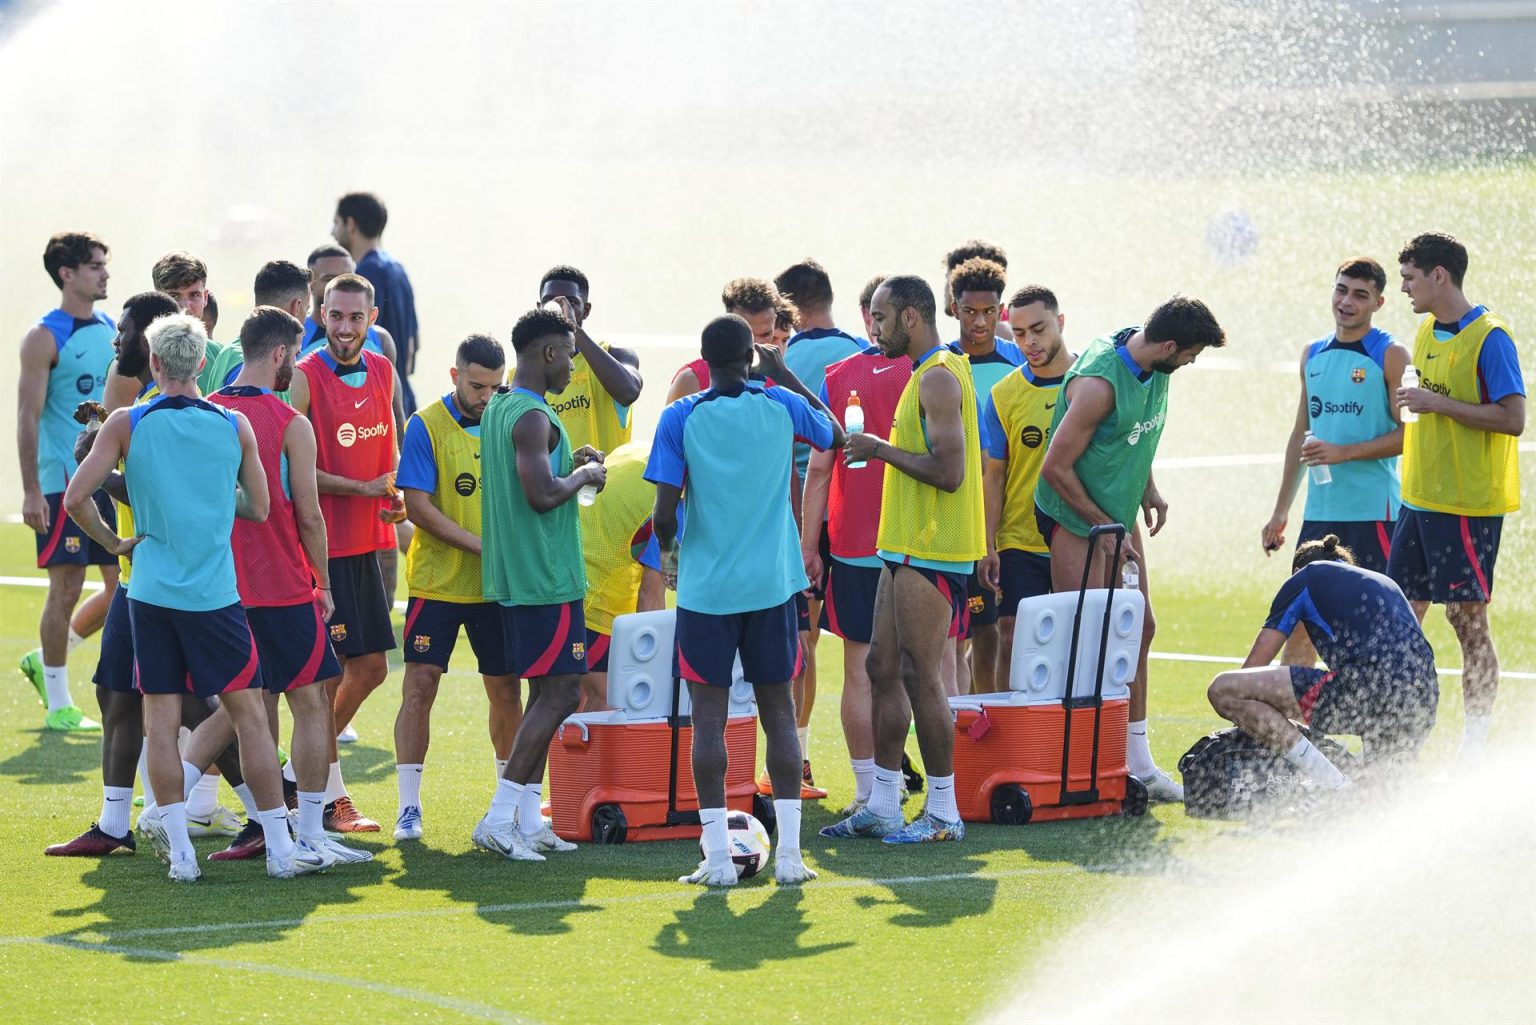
<box><xmin>123</xmin><ymin>396</ymin><xmax>242</xmax><ymax>611</ymax></box>
<box><xmin>37</xmin><ymin>310</ymin><xmax>116</xmax><ymax>493</ymax></box>
<box><xmin>1302</xmin><ymin>328</ymin><xmax>1401</xmax><ymax>522</ymax></box>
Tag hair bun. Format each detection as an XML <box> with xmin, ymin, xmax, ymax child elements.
<box><xmin>1322</xmin><ymin>534</ymin><xmax>1340</xmax><ymax>551</ymax></box>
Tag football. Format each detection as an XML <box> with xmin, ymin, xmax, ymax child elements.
<box><xmin>703</xmin><ymin>811</ymin><xmax>771</xmax><ymax>880</ymax></box>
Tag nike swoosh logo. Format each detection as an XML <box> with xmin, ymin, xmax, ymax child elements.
<box><xmin>1449</xmin><ymin>579</ymin><xmax>1468</xmax><ymax>590</ymax></box>
<box><xmin>1308</xmin><ymin>371</ymin><xmax>1323</xmax><ymax>378</ymax></box>
<box><xmin>872</xmin><ymin>366</ymin><xmax>895</xmax><ymax>374</ymax></box>
<box><xmin>354</xmin><ymin>398</ymin><xmax>368</xmax><ymax>408</ymax></box>
<box><xmin>1045</xmin><ymin>402</ymin><xmax>1056</xmax><ymax>409</ymax></box>
<box><xmin>105</xmin><ymin>797</ymin><xmax>124</xmax><ymax>802</ymax></box>
<box><xmin>1426</xmin><ymin>354</ymin><xmax>1440</xmax><ymax>359</ymax></box>
<box><xmin>74</xmin><ymin>350</ymin><xmax>89</xmax><ymax>359</ymax></box>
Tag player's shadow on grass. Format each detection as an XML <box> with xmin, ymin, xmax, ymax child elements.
<box><xmin>653</xmin><ymin>887</ymin><xmax>853</xmax><ymax>970</ymax></box>
<box><xmin>47</xmin><ymin>841</ymin><xmax>390</xmax><ymax>958</ymax></box>
<box><xmin>335</xmin><ymin>741</ymin><xmax>396</xmax><ymax>785</ymax></box>
<box><xmin>1007</xmin><ymin>812</ymin><xmax>1179</xmax><ymax>875</ymax></box>
<box><xmin>0</xmin><ymin>729</ymin><xmax>100</xmax><ymax>785</ymax></box>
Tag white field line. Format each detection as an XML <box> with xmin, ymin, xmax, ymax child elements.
<box><xmin>0</xmin><ymin>864</ymin><xmax>1130</xmax><ymax>947</ymax></box>
<box><xmin>6</xmin><ymin>936</ymin><xmax>535</xmax><ymax>1025</ymax></box>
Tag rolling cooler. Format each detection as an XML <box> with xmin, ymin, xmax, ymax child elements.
<box><xmin>546</xmin><ymin>610</ymin><xmax>774</xmax><ymax>844</ymax></box>
<box><xmin>951</xmin><ymin>523</ymin><xmax>1149</xmax><ymax>824</ymax></box>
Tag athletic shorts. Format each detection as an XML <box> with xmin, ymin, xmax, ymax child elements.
<box><xmin>36</xmin><ymin>490</ymin><xmax>116</xmax><ymax>568</ymax></box>
<box><xmin>326</xmin><ymin>552</ymin><xmax>396</xmax><ymax>657</ymax></box>
<box><xmin>93</xmin><ymin>585</ymin><xmax>136</xmax><ymax>694</ymax></box>
<box><xmin>1289</xmin><ymin>661</ymin><xmax>1437</xmax><ymax>757</ymax></box>
<box><xmin>675</xmin><ymin>599</ymin><xmax>802</xmax><ymax>688</ymax></box>
<box><xmin>403</xmin><ymin>597</ymin><xmax>511</xmax><ymax>675</ymax></box>
<box><xmin>1298</xmin><ymin>519</ymin><xmax>1394</xmax><ymax>575</ymax></box>
<box><xmin>881</xmin><ymin>559</ymin><xmax>967</xmax><ymax>639</ymax></box>
<box><xmin>247</xmin><ymin>601</ymin><xmax>342</xmax><ymax>694</ymax></box>
<box><xmin>1034</xmin><ymin>503</ymin><xmax>1063</xmax><ymax>549</ymax></box>
<box><xmin>795</xmin><ymin>592</ymin><xmax>812</xmax><ymax>634</ymax></box>
<box><xmin>585</xmin><ymin>628</ymin><xmax>612</xmax><ymax>673</ymax></box>
<box><xmin>1387</xmin><ymin>508</ymin><xmax>1502</xmax><ymax>604</ymax></box>
<box><xmin>129</xmin><ymin>599</ymin><xmax>262</xmax><ymax>698</ymax></box>
<box><xmin>805</xmin><ymin>523</ymin><xmax>831</xmax><ymax>601</ymax></box>
<box><xmin>965</xmin><ymin>567</ymin><xmax>1000</xmax><ymax>635</ymax></box>
<box><xmin>997</xmin><ymin>548</ymin><xmax>1053</xmax><ymax>617</ymax></box>
<box><xmin>819</xmin><ymin>559</ymin><xmax>881</xmax><ymax>645</ymax></box>
<box><xmin>501</xmin><ymin>600</ymin><xmax>587</xmax><ymax>679</ymax></box>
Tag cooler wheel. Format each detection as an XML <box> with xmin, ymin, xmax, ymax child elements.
<box><xmin>990</xmin><ymin>784</ymin><xmax>1033</xmax><ymax>825</ymax></box>
<box><xmin>592</xmin><ymin>804</ymin><xmax>628</xmax><ymax>844</ymax></box>
<box><xmin>1121</xmin><ymin>775</ymin><xmax>1149</xmax><ymax>817</ymax></box>
<box><xmin>752</xmin><ymin>793</ymin><xmax>777</xmax><ymax>837</ymax></box>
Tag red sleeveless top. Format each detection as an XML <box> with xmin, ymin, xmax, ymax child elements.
<box><xmin>822</xmin><ymin>350</ymin><xmax>912</xmax><ymax>560</ymax></box>
<box><xmin>210</xmin><ymin>387</ymin><xmax>316</xmax><ymax>606</ymax></box>
<box><xmin>298</xmin><ymin>348</ymin><xmax>395</xmax><ymax>557</ymax></box>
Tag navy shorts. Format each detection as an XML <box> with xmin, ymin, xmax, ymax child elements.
<box><xmin>675</xmin><ymin>599</ymin><xmax>802</xmax><ymax>688</ymax></box>
<box><xmin>965</xmin><ymin>567</ymin><xmax>999</xmax><ymax>634</ymax></box>
<box><xmin>501</xmin><ymin>600</ymin><xmax>587</xmax><ymax>679</ymax></box>
<box><xmin>1289</xmin><ymin>660</ymin><xmax>1438</xmax><ymax>756</ymax></box>
<box><xmin>403</xmin><ymin>597</ymin><xmax>511</xmax><ymax>675</ymax></box>
<box><xmin>795</xmin><ymin>592</ymin><xmax>812</xmax><ymax>634</ymax></box>
<box><xmin>327</xmin><ymin>553</ymin><xmax>396</xmax><ymax>657</ymax></box>
<box><xmin>997</xmin><ymin>548</ymin><xmax>1052</xmax><ymax>617</ymax></box>
<box><xmin>880</xmin><ymin>559</ymin><xmax>967</xmax><ymax>639</ymax></box>
<box><xmin>1034</xmin><ymin>503</ymin><xmax>1063</xmax><ymax>549</ymax></box>
<box><xmin>129</xmin><ymin>599</ymin><xmax>263</xmax><ymax>699</ymax></box>
<box><xmin>37</xmin><ymin>490</ymin><xmax>116</xmax><ymax>568</ymax></box>
<box><xmin>247</xmin><ymin>601</ymin><xmax>342</xmax><ymax>693</ymax></box>
<box><xmin>585</xmin><ymin>628</ymin><xmax>612</xmax><ymax>673</ymax></box>
<box><xmin>804</xmin><ymin>523</ymin><xmax>831</xmax><ymax>601</ymax></box>
<box><xmin>1387</xmin><ymin>508</ymin><xmax>1502</xmax><ymax>604</ymax></box>
<box><xmin>820</xmin><ymin>559</ymin><xmax>881</xmax><ymax>645</ymax></box>
<box><xmin>1298</xmin><ymin>519</ymin><xmax>1394</xmax><ymax>575</ymax></box>
<box><xmin>93</xmin><ymin>586</ymin><xmax>136</xmax><ymax>694</ymax></box>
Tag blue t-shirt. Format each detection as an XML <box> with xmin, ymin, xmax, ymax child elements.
<box><xmin>1430</xmin><ymin>305</ymin><xmax>1525</xmax><ymax>403</ymax></box>
<box><xmin>355</xmin><ymin>251</ymin><xmax>417</xmax><ymax>358</ymax></box>
<box><xmin>784</xmin><ymin>328</ymin><xmax>868</xmax><ymax>479</ymax></box>
<box><xmin>1302</xmin><ymin>328</ymin><xmax>1401</xmax><ymax>523</ymax></box>
<box><xmin>397</xmin><ymin>393</ymin><xmax>479</xmax><ymax>493</ymax></box>
<box><xmin>123</xmin><ymin>395</ymin><xmax>242</xmax><ymax>611</ymax></box>
<box><xmin>1263</xmin><ymin>561</ymin><xmax>1433</xmax><ymax>677</ymax></box>
<box><xmin>950</xmin><ymin>337</ymin><xmax>1026</xmax><ymax>452</ymax></box>
<box><xmin>645</xmin><ymin>381</ymin><xmax>835</xmax><ymax>615</ymax></box>
<box><xmin>37</xmin><ymin>309</ymin><xmax>116</xmax><ymax>493</ymax></box>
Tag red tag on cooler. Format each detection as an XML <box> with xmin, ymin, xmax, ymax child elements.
<box><xmin>967</xmin><ymin>708</ymin><xmax>992</xmax><ymax>741</ymax></box>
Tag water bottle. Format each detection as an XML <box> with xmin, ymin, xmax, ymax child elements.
<box><xmin>845</xmin><ymin>391</ymin><xmax>866</xmax><ymax>469</ymax></box>
<box><xmin>577</xmin><ymin>484</ymin><xmax>597</xmax><ymax>506</ymax></box>
<box><xmin>1121</xmin><ymin>559</ymin><xmax>1139</xmax><ymax>591</ymax></box>
<box><xmin>1303</xmin><ymin>430</ymin><xmax>1332</xmax><ymax>485</ymax></box>
<box><xmin>1399</xmin><ymin>364</ymin><xmax>1420</xmax><ymax>423</ymax></box>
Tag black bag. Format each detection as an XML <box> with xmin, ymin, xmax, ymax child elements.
<box><xmin>1178</xmin><ymin>725</ymin><xmax>1355</xmax><ymax>819</ymax></box>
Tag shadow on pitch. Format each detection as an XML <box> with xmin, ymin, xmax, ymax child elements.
<box><xmin>47</xmin><ymin>842</ymin><xmax>390</xmax><ymax>958</ymax></box>
<box><xmin>0</xmin><ymin>728</ymin><xmax>100</xmax><ymax>786</ymax></box>
<box><xmin>653</xmin><ymin>887</ymin><xmax>853</xmax><ymax>970</ymax></box>
<box><xmin>335</xmin><ymin>741</ymin><xmax>396</xmax><ymax>785</ymax></box>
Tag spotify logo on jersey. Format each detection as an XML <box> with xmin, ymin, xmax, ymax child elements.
<box><xmin>336</xmin><ymin>422</ymin><xmax>389</xmax><ymax>448</ymax></box>
<box><xmin>1021</xmin><ymin>425</ymin><xmax>1044</xmax><ymax>449</ymax></box>
<box><xmin>454</xmin><ymin>473</ymin><xmax>478</xmax><ymax>497</ymax></box>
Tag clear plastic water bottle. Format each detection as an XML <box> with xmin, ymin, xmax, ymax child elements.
<box><xmin>1303</xmin><ymin>430</ymin><xmax>1332</xmax><ymax>485</ymax></box>
<box><xmin>845</xmin><ymin>390</ymin><xmax>867</xmax><ymax>469</ymax></box>
<box><xmin>1399</xmin><ymin>364</ymin><xmax>1420</xmax><ymax>423</ymax></box>
<box><xmin>577</xmin><ymin>484</ymin><xmax>597</xmax><ymax>506</ymax></box>
<box><xmin>1121</xmin><ymin>559</ymin><xmax>1139</xmax><ymax>591</ymax></box>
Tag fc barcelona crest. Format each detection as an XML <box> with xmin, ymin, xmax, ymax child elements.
<box><xmin>1351</xmin><ymin>368</ymin><xmax>1366</xmax><ymax>383</ymax></box>
<box><xmin>330</xmin><ymin>623</ymin><xmax>348</xmax><ymax>642</ymax></box>
<box><xmin>65</xmin><ymin>536</ymin><xmax>81</xmax><ymax>554</ymax></box>
<box><xmin>413</xmin><ymin>634</ymin><xmax>431</xmax><ymax>653</ymax></box>
<box><xmin>571</xmin><ymin>641</ymin><xmax>586</xmax><ymax>662</ymax></box>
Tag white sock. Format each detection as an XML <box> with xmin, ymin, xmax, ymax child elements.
<box><xmin>1284</xmin><ymin>737</ymin><xmax>1347</xmax><ymax>788</ymax></box>
<box><xmin>869</xmin><ymin>765</ymin><xmax>901</xmax><ymax>819</ymax></box>
<box><xmin>517</xmin><ymin>782</ymin><xmax>544</xmax><ymax>836</ymax></box>
<box><xmin>185</xmin><ymin>771</ymin><xmax>220</xmax><ymax>817</ymax></box>
<box><xmin>926</xmin><ymin>773</ymin><xmax>959</xmax><ymax>822</ymax></box>
<box><xmin>773</xmin><ymin>798</ymin><xmax>802</xmax><ymax>857</ymax></box>
<box><xmin>397</xmin><ymin>763</ymin><xmax>424</xmax><ymax>810</ymax></box>
<box><xmin>851</xmin><ymin>757</ymin><xmax>876</xmax><ymax>803</ymax></box>
<box><xmin>99</xmin><ymin>785</ymin><xmax>132</xmax><ymax>838</ymax></box>
<box><xmin>494</xmin><ymin>757</ymin><xmax>509</xmax><ymax>782</ymax></box>
<box><xmin>797</xmin><ymin>726</ymin><xmax>810</xmax><ymax>762</ymax></box>
<box><xmin>297</xmin><ymin>791</ymin><xmax>326</xmax><ymax>840</ymax></box>
<box><xmin>282</xmin><ymin>759</ymin><xmax>297</xmax><ymax>784</ymax></box>
<box><xmin>1462</xmin><ymin>714</ymin><xmax>1492</xmax><ymax>756</ymax></box>
<box><xmin>135</xmin><ymin>740</ymin><xmax>150</xmax><ymax>796</ymax></box>
<box><xmin>486</xmin><ymin>778</ymin><xmax>522</xmax><ymax>829</ymax></box>
<box><xmin>66</xmin><ymin>628</ymin><xmax>85</xmax><ymax>653</ymax></box>
<box><xmin>699</xmin><ymin>807</ymin><xmax>731</xmax><ymax>868</ymax></box>
<box><xmin>159</xmin><ymin>802</ymin><xmax>196</xmax><ymax>861</ymax></box>
<box><xmin>258</xmin><ymin>806</ymin><xmax>295</xmax><ymax>860</ymax></box>
<box><xmin>323</xmin><ymin>761</ymin><xmax>346</xmax><ymax>803</ymax></box>
<box><xmin>180</xmin><ymin>760</ymin><xmax>204</xmax><ymax>801</ymax></box>
<box><xmin>232</xmin><ymin>783</ymin><xmax>260</xmax><ymax>821</ymax></box>
<box><xmin>42</xmin><ymin>664</ymin><xmax>71</xmax><ymax>713</ymax></box>
<box><xmin>1127</xmin><ymin>720</ymin><xmax>1156</xmax><ymax>777</ymax></box>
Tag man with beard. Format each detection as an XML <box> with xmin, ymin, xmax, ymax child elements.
<box><xmin>288</xmin><ymin>273</ymin><xmax>400</xmax><ymax>832</ymax></box>
<box><xmin>333</xmin><ymin>193</ymin><xmax>419</xmax><ymax>415</ymax></box>
<box><xmin>1035</xmin><ymin>296</ymin><xmax>1227</xmax><ymax>802</ymax></box>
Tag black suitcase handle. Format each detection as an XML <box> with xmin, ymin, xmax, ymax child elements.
<box><xmin>1058</xmin><ymin>523</ymin><xmax>1127</xmax><ymax>806</ymax></box>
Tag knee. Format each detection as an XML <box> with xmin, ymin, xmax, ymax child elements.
<box><xmin>1141</xmin><ymin>604</ymin><xmax>1157</xmax><ymax>644</ymax></box>
<box><xmin>1207</xmin><ymin>675</ymin><xmax>1234</xmax><ymax>717</ymax></box>
<box><xmin>401</xmin><ymin>670</ymin><xmax>441</xmax><ymax>707</ymax></box>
